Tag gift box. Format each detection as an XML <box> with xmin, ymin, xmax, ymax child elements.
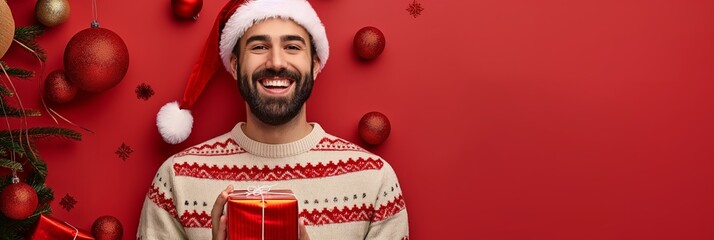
<box><xmin>29</xmin><ymin>214</ymin><xmax>94</xmax><ymax>240</ymax></box>
<box><xmin>227</xmin><ymin>188</ymin><xmax>298</xmax><ymax>240</ymax></box>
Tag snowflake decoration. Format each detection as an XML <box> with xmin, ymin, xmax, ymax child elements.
<box><xmin>115</xmin><ymin>142</ymin><xmax>133</xmax><ymax>161</ymax></box>
<box><xmin>59</xmin><ymin>193</ymin><xmax>77</xmax><ymax>211</ymax></box>
<box><xmin>135</xmin><ymin>83</ymin><xmax>155</xmax><ymax>101</ymax></box>
<box><xmin>406</xmin><ymin>0</ymin><xmax>424</xmax><ymax>18</ymax></box>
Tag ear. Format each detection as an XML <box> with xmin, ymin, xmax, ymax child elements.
<box><xmin>229</xmin><ymin>54</ymin><xmax>239</xmax><ymax>80</ymax></box>
<box><xmin>312</xmin><ymin>57</ymin><xmax>321</xmax><ymax>78</ymax></box>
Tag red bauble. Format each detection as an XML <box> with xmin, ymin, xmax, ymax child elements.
<box><xmin>172</xmin><ymin>0</ymin><xmax>202</xmax><ymax>19</ymax></box>
<box><xmin>0</xmin><ymin>182</ymin><xmax>38</xmax><ymax>220</ymax></box>
<box><xmin>92</xmin><ymin>215</ymin><xmax>123</xmax><ymax>240</ymax></box>
<box><xmin>64</xmin><ymin>27</ymin><xmax>129</xmax><ymax>93</ymax></box>
<box><xmin>353</xmin><ymin>26</ymin><xmax>386</xmax><ymax>60</ymax></box>
<box><xmin>358</xmin><ymin>112</ymin><xmax>391</xmax><ymax>145</ymax></box>
<box><xmin>44</xmin><ymin>69</ymin><xmax>79</xmax><ymax>104</ymax></box>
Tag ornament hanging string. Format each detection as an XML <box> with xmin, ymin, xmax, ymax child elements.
<box><xmin>0</xmin><ymin>56</ymin><xmax>38</xmax><ymax>176</ymax></box>
<box><xmin>0</xmin><ymin>64</ymin><xmax>20</xmax><ymax>184</ymax></box>
<box><xmin>91</xmin><ymin>0</ymin><xmax>99</xmax><ymax>27</ymax></box>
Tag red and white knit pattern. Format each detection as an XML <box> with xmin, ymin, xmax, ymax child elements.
<box><xmin>137</xmin><ymin>123</ymin><xmax>408</xmax><ymax>240</ymax></box>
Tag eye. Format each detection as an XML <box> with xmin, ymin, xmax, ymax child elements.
<box><xmin>285</xmin><ymin>44</ymin><xmax>302</xmax><ymax>51</ymax></box>
<box><xmin>251</xmin><ymin>45</ymin><xmax>268</xmax><ymax>51</ymax></box>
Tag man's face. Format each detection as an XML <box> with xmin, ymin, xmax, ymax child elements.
<box><xmin>232</xmin><ymin>18</ymin><xmax>318</xmax><ymax>125</ymax></box>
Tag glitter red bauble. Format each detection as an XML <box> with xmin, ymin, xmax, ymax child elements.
<box><xmin>172</xmin><ymin>0</ymin><xmax>202</xmax><ymax>19</ymax></box>
<box><xmin>44</xmin><ymin>69</ymin><xmax>79</xmax><ymax>104</ymax></box>
<box><xmin>353</xmin><ymin>26</ymin><xmax>386</xmax><ymax>60</ymax></box>
<box><xmin>91</xmin><ymin>215</ymin><xmax>123</xmax><ymax>240</ymax></box>
<box><xmin>64</xmin><ymin>27</ymin><xmax>129</xmax><ymax>93</ymax></box>
<box><xmin>0</xmin><ymin>182</ymin><xmax>38</xmax><ymax>220</ymax></box>
<box><xmin>358</xmin><ymin>112</ymin><xmax>391</xmax><ymax>145</ymax></box>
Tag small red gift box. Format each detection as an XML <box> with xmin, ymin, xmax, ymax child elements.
<box><xmin>227</xmin><ymin>188</ymin><xmax>298</xmax><ymax>240</ymax></box>
<box><xmin>29</xmin><ymin>214</ymin><xmax>94</xmax><ymax>240</ymax></box>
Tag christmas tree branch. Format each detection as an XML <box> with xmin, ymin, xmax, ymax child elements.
<box><xmin>0</xmin><ymin>62</ymin><xmax>34</xmax><ymax>79</ymax></box>
<box><xmin>14</xmin><ymin>25</ymin><xmax>45</xmax><ymax>39</ymax></box>
<box><xmin>0</xmin><ymin>158</ymin><xmax>22</xmax><ymax>171</ymax></box>
<box><xmin>0</xmin><ymin>127</ymin><xmax>82</xmax><ymax>141</ymax></box>
<box><xmin>13</xmin><ymin>26</ymin><xmax>47</xmax><ymax>62</ymax></box>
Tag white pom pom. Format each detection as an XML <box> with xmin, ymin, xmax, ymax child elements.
<box><xmin>157</xmin><ymin>101</ymin><xmax>193</xmax><ymax>144</ymax></box>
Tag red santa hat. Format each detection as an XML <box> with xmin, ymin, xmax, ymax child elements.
<box><xmin>157</xmin><ymin>0</ymin><xmax>329</xmax><ymax>144</ymax></box>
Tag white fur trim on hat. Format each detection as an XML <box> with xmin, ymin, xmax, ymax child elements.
<box><xmin>219</xmin><ymin>0</ymin><xmax>329</xmax><ymax>73</ymax></box>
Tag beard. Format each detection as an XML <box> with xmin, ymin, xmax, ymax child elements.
<box><xmin>237</xmin><ymin>67</ymin><xmax>314</xmax><ymax>126</ymax></box>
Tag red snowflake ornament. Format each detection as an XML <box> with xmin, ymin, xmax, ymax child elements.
<box><xmin>135</xmin><ymin>83</ymin><xmax>155</xmax><ymax>101</ymax></box>
<box><xmin>406</xmin><ymin>0</ymin><xmax>424</xmax><ymax>18</ymax></box>
<box><xmin>115</xmin><ymin>143</ymin><xmax>133</xmax><ymax>161</ymax></box>
<box><xmin>59</xmin><ymin>193</ymin><xmax>77</xmax><ymax>211</ymax></box>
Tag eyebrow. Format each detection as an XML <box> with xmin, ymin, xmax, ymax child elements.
<box><xmin>244</xmin><ymin>34</ymin><xmax>307</xmax><ymax>48</ymax></box>
<box><xmin>281</xmin><ymin>35</ymin><xmax>306</xmax><ymax>45</ymax></box>
<box><xmin>245</xmin><ymin>35</ymin><xmax>269</xmax><ymax>45</ymax></box>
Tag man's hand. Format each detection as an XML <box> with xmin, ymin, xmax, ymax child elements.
<box><xmin>212</xmin><ymin>185</ymin><xmax>233</xmax><ymax>240</ymax></box>
<box><xmin>211</xmin><ymin>185</ymin><xmax>311</xmax><ymax>240</ymax></box>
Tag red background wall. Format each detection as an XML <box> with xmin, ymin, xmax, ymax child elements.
<box><xmin>3</xmin><ymin>0</ymin><xmax>714</xmax><ymax>239</ymax></box>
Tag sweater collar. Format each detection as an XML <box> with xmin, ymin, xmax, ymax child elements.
<box><xmin>230</xmin><ymin>122</ymin><xmax>325</xmax><ymax>158</ymax></box>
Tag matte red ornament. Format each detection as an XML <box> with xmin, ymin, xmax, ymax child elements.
<box><xmin>358</xmin><ymin>111</ymin><xmax>391</xmax><ymax>145</ymax></box>
<box><xmin>353</xmin><ymin>26</ymin><xmax>386</xmax><ymax>60</ymax></box>
<box><xmin>91</xmin><ymin>215</ymin><xmax>123</xmax><ymax>240</ymax></box>
<box><xmin>64</xmin><ymin>27</ymin><xmax>129</xmax><ymax>93</ymax></box>
<box><xmin>44</xmin><ymin>70</ymin><xmax>79</xmax><ymax>104</ymax></box>
<box><xmin>0</xmin><ymin>182</ymin><xmax>38</xmax><ymax>220</ymax></box>
<box><xmin>172</xmin><ymin>0</ymin><xmax>203</xmax><ymax>20</ymax></box>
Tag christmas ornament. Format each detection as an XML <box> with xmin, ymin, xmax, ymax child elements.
<box><xmin>64</xmin><ymin>26</ymin><xmax>129</xmax><ymax>93</ymax></box>
<box><xmin>172</xmin><ymin>0</ymin><xmax>202</xmax><ymax>20</ymax></box>
<box><xmin>0</xmin><ymin>182</ymin><xmax>39</xmax><ymax>220</ymax></box>
<box><xmin>44</xmin><ymin>69</ymin><xmax>79</xmax><ymax>104</ymax></box>
<box><xmin>353</xmin><ymin>26</ymin><xmax>386</xmax><ymax>60</ymax></box>
<box><xmin>0</xmin><ymin>0</ymin><xmax>14</xmax><ymax>58</ymax></box>
<box><xmin>35</xmin><ymin>0</ymin><xmax>71</xmax><ymax>27</ymax></box>
<box><xmin>91</xmin><ymin>215</ymin><xmax>123</xmax><ymax>240</ymax></box>
<box><xmin>358</xmin><ymin>111</ymin><xmax>391</xmax><ymax>145</ymax></box>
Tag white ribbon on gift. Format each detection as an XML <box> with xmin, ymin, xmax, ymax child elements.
<box><xmin>228</xmin><ymin>185</ymin><xmax>295</xmax><ymax>240</ymax></box>
<box><xmin>64</xmin><ymin>221</ymin><xmax>78</xmax><ymax>240</ymax></box>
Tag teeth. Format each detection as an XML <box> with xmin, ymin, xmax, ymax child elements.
<box><xmin>262</xmin><ymin>79</ymin><xmax>290</xmax><ymax>87</ymax></box>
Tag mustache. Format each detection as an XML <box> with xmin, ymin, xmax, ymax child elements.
<box><xmin>251</xmin><ymin>68</ymin><xmax>301</xmax><ymax>83</ymax></box>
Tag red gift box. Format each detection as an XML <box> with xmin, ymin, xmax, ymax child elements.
<box><xmin>29</xmin><ymin>214</ymin><xmax>94</xmax><ymax>240</ymax></box>
<box><xmin>227</xmin><ymin>188</ymin><xmax>298</xmax><ymax>240</ymax></box>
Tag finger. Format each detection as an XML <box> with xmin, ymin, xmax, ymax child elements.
<box><xmin>299</xmin><ymin>217</ymin><xmax>310</xmax><ymax>240</ymax></box>
<box><xmin>214</xmin><ymin>215</ymin><xmax>228</xmax><ymax>240</ymax></box>
<box><xmin>212</xmin><ymin>185</ymin><xmax>234</xmax><ymax>236</ymax></box>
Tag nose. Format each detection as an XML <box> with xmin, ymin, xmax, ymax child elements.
<box><xmin>265</xmin><ymin>47</ymin><xmax>287</xmax><ymax>70</ymax></box>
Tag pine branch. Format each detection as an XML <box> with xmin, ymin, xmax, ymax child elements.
<box><xmin>0</xmin><ymin>127</ymin><xmax>82</xmax><ymax>141</ymax></box>
<box><xmin>14</xmin><ymin>25</ymin><xmax>45</xmax><ymax>39</ymax></box>
<box><xmin>0</xmin><ymin>99</ymin><xmax>42</xmax><ymax>117</ymax></box>
<box><xmin>33</xmin><ymin>183</ymin><xmax>54</xmax><ymax>203</ymax></box>
<box><xmin>0</xmin><ymin>85</ymin><xmax>12</xmax><ymax>96</ymax></box>
<box><xmin>13</xmin><ymin>26</ymin><xmax>47</xmax><ymax>62</ymax></box>
<box><xmin>0</xmin><ymin>158</ymin><xmax>22</xmax><ymax>171</ymax></box>
<box><xmin>0</xmin><ymin>61</ymin><xmax>34</xmax><ymax>79</ymax></box>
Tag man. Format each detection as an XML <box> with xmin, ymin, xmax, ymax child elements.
<box><xmin>138</xmin><ymin>0</ymin><xmax>409</xmax><ymax>239</ymax></box>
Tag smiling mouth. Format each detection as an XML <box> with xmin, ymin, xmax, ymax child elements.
<box><xmin>258</xmin><ymin>78</ymin><xmax>295</xmax><ymax>95</ymax></box>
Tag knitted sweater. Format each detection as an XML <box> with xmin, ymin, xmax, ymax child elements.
<box><xmin>137</xmin><ymin>122</ymin><xmax>409</xmax><ymax>239</ymax></box>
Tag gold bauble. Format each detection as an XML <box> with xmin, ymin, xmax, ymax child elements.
<box><xmin>35</xmin><ymin>0</ymin><xmax>70</xmax><ymax>27</ymax></box>
<box><xmin>0</xmin><ymin>0</ymin><xmax>15</xmax><ymax>58</ymax></box>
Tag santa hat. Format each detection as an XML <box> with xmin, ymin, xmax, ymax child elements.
<box><xmin>157</xmin><ymin>0</ymin><xmax>329</xmax><ymax>144</ymax></box>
